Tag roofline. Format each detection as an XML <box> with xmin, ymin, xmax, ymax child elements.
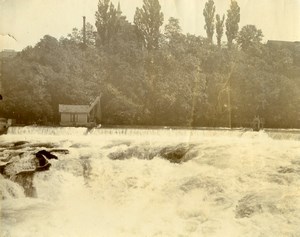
<box><xmin>59</xmin><ymin>111</ymin><xmax>88</xmax><ymax>114</ymax></box>
<box><xmin>58</xmin><ymin>104</ymin><xmax>89</xmax><ymax>113</ymax></box>
<box><xmin>58</xmin><ymin>95</ymin><xmax>101</xmax><ymax>113</ymax></box>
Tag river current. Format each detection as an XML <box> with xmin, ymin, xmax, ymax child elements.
<box><xmin>1</xmin><ymin>127</ymin><xmax>300</xmax><ymax>237</ymax></box>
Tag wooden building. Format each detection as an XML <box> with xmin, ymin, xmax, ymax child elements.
<box><xmin>59</xmin><ymin>96</ymin><xmax>101</xmax><ymax>127</ymax></box>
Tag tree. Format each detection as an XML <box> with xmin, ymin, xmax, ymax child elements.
<box><xmin>225</xmin><ymin>0</ymin><xmax>240</xmax><ymax>48</ymax></box>
<box><xmin>237</xmin><ymin>25</ymin><xmax>263</xmax><ymax>52</ymax></box>
<box><xmin>95</xmin><ymin>0</ymin><xmax>118</xmax><ymax>46</ymax></box>
<box><xmin>164</xmin><ymin>17</ymin><xmax>181</xmax><ymax>40</ymax></box>
<box><xmin>0</xmin><ymin>58</ymin><xmax>54</xmax><ymax>123</ymax></box>
<box><xmin>215</xmin><ymin>14</ymin><xmax>225</xmax><ymax>47</ymax></box>
<box><xmin>67</xmin><ymin>28</ymin><xmax>82</xmax><ymax>43</ymax></box>
<box><xmin>134</xmin><ymin>0</ymin><xmax>164</xmax><ymax>51</ymax></box>
<box><xmin>67</xmin><ymin>22</ymin><xmax>95</xmax><ymax>46</ymax></box>
<box><xmin>84</xmin><ymin>22</ymin><xmax>96</xmax><ymax>46</ymax></box>
<box><xmin>163</xmin><ymin>17</ymin><xmax>185</xmax><ymax>57</ymax></box>
<box><xmin>203</xmin><ymin>0</ymin><xmax>216</xmax><ymax>44</ymax></box>
<box><xmin>1</xmin><ymin>0</ymin><xmax>299</xmax><ymax>128</ymax></box>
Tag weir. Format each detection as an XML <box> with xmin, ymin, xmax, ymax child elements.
<box><xmin>5</xmin><ymin>126</ymin><xmax>300</xmax><ymax>141</ymax></box>
<box><xmin>7</xmin><ymin>126</ymin><xmax>88</xmax><ymax>136</ymax></box>
<box><xmin>89</xmin><ymin>127</ymin><xmax>247</xmax><ymax>138</ymax></box>
<box><xmin>6</xmin><ymin>126</ymin><xmax>249</xmax><ymax>137</ymax></box>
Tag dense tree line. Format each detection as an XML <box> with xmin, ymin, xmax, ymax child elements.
<box><xmin>0</xmin><ymin>0</ymin><xmax>299</xmax><ymax>128</ymax></box>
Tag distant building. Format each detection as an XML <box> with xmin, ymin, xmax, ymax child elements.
<box><xmin>59</xmin><ymin>96</ymin><xmax>101</xmax><ymax>127</ymax></box>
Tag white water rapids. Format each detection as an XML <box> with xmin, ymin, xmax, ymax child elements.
<box><xmin>1</xmin><ymin>127</ymin><xmax>300</xmax><ymax>237</ymax></box>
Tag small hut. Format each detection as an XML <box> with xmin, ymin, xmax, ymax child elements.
<box><xmin>59</xmin><ymin>96</ymin><xmax>101</xmax><ymax>127</ymax></box>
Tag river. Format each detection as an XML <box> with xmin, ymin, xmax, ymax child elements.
<box><xmin>1</xmin><ymin>127</ymin><xmax>300</xmax><ymax>237</ymax></box>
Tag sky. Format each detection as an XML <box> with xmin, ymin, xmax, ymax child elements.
<box><xmin>0</xmin><ymin>0</ymin><xmax>299</xmax><ymax>51</ymax></box>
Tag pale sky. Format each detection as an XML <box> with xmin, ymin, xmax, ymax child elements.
<box><xmin>0</xmin><ymin>0</ymin><xmax>299</xmax><ymax>51</ymax></box>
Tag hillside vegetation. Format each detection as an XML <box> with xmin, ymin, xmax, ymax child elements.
<box><xmin>1</xmin><ymin>0</ymin><xmax>299</xmax><ymax>128</ymax></box>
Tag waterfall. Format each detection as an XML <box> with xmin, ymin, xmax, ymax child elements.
<box><xmin>89</xmin><ymin>127</ymin><xmax>247</xmax><ymax>137</ymax></box>
<box><xmin>265</xmin><ymin>129</ymin><xmax>300</xmax><ymax>141</ymax></box>
<box><xmin>7</xmin><ymin>126</ymin><xmax>88</xmax><ymax>136</ymax></box>
<box><xmin>5</xmin><ymin>126</ymin><xmax>300</xmax><ymax>141</ymax></box>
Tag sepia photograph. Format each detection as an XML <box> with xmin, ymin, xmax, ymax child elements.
<box><xmin>0</xmin><ymin>0</ymin><xmax>300</xmax><ymax>236</ymax></box>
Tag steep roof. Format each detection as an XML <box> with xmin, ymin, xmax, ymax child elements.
<box><xmin>59</xmin><ymin>104</ymin><xmax>89</xmax><ymax>113</ymax></box>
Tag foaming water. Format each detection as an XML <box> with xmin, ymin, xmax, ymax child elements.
<box><xmin>7</xmin><ymin>126</ymin><xmax>88</xmax><ymax>136</ymax></box>
<box><xmin>265</xmin><ymin>129</ymin><xmax>300</xmax><ymax>141</ymax></box>
<box><xmin>0</xmin><ymin>175</ymin><xmax>25</xmax><ymax>199</ymax></box>
<box><xmin>6</xmin><ymin>126</ymin><xmax>300</xmax><ymax>141</ymax></box>
<box><xmin>89</xmin><ymin>127</ymin><xmax>246</xmax><ymax>137</ymax></box>
<box><xmin>1</xmin><ymin>128</ymin><xmax>300</xmax><ymax>236</ymax></box>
